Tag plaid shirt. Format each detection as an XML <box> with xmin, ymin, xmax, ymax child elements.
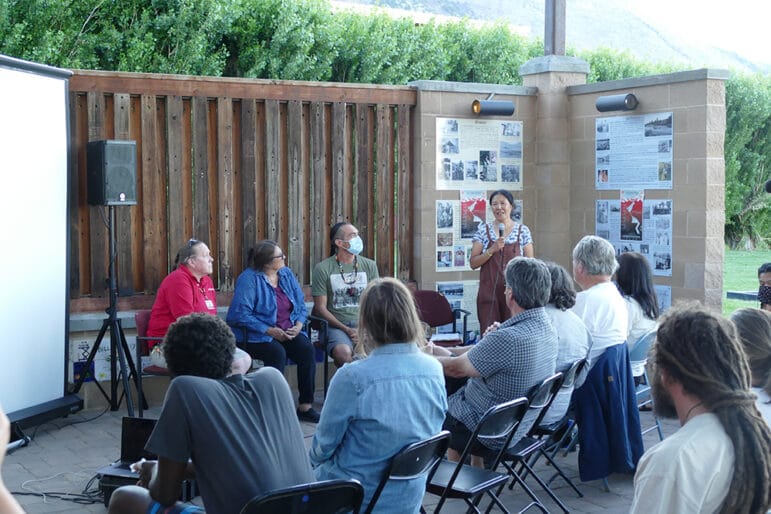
<box><xmin>448</xmin><ymin>306</ymin><xmax>557</xmax><ymax>444</ymax></box>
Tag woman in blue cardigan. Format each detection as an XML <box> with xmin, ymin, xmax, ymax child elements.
<box><xmin>227</xmin><ymin>240</ymin><xmax>319</xmax><ymax>423</ymax></box>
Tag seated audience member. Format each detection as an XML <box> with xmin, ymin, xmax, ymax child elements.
<box><xmin>108</xmin><ymin>313</ymin><xmax>314</xmax><ymax>514</ymax></box>
<box><xmin>570</xmin><ymin>235</ymin><xmax>642</xmax><ymax>482</ymax></box>
<box><xmin>433</xmin><ymin>257</ymin><xmax>557</xmax><ymax>463</ymax></box>
<box><xmin>311</xmin><ymin>222</ymin><xmax>379</xmax><ymax>367</ymax></box>
<box><xmin>0</xmin><ymin>405</ymin><xmax>25</xmax><ymax>514</ymax></box>
<box><xmin>631</xmin><ymin>305</ymin><xmax>771</xmax><ymax>514</ymax></box>
<box><xmin>759</xmin><ymin>263</ymin><xmax>771</xmax><ymax>312</ymax></box>
<box><xmin>571</xmin><ymin>235</ymin><xmax>628</xmax><ymax>363</ymax></box>
<box><xmin>310</xmin><ymin>278</ymin><xmax>446</xmax><ymax>513</ymax></box>
<box><xmin>227</xmin><ymin>240</ymin><xmax>319</xmax><ymax>423</ymax></box>
<box><xmin>540</xmin><ymin>262</ymin><xmax>591</xmax><ymax>426</ymax></box>
<box><xmin>730</xmin><ymin>307</ymin><xmax>771</xmax><ymax>424</ymax></box>
<box><xmin>146</xmin><ymin>239</ymin><xmax>251</xmax><ymax>375</ymax></box>
<box><xmin>615</xmin><ymin>252</ymin><xmax>659</xmax><ymax>376</ymax></box>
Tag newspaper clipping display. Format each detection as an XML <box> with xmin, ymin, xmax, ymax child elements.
<box><xmin>595</xmin><ymin>112</ymin><xmax>673</xmax><ymax>190</ymax></box>
<box><xmin>436</xmin><ymin>117</ymin><xmax>523</xmax><ymax>191</ymax></box>
<box><xmin>596</xmin><ymin>193</ymin><xmax>673</xmax><ymax>277</ymax></box>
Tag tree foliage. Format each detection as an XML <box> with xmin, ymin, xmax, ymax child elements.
<box><xmin>1</xmin><ymin>0</ymin><xmax>768</xmax><ymax>246</ymax></box>
<box><xmin>724</xmin><ymin>74</ymin><xmax>771</xmax><ymax>248</ymax></box>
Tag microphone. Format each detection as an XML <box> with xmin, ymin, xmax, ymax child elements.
<box><xmin>498</xmin><ymin>223</ymin><xmax>505</xmax><ymax>237</ymax></box>
<box><xmin>765</xmin><ymin>179</ymin><xmax>771</xmax><ymax>193</ymax></box>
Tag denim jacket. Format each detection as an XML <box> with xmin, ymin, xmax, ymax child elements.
<box><xmin>310</xmin><ymin>342</ymin><xmax>447</xmax><ymax>513</ymax></box>
<box><xmin>226</xmin><ymin>267</ymin><xmax>307</xmax><ymax>343</ymax></box>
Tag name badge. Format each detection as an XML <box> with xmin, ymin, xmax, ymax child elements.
<box><xmin>204</xmin><ymin>299</ymin><xmax>214</xmax><ymax>310</ymax></box>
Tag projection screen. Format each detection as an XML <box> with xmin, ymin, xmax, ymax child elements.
<box><xmin>0</xmin><ymin>55</ymin><xmax>82</xmax><ymax>426</ymax></box>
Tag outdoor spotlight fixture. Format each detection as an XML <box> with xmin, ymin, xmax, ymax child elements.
<box><xmin>471</xmin><ymin>99</ymin><xmax>515</xmax><ymax>116</ymax></box>
<box><xmin>595</xmin><ymin>93</ymin><xmax>639</xmax><ymax>112</ymax></box>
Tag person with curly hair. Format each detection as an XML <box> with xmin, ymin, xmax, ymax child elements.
<box><xmin>730</xmin><ymin>307</ymin><xmax>771</xmax><ymax>424</ymax></box>
<box><xmin>540</xmin><ymin>262</ymin><xmax>591</xmax><ymax>425</ymax></box>
<box><xmin>631</xmin><ymin>305</ymin><xmax>771</xmax><ymax>514</ymax></box>
<box><xmin>108</xmin><ymin>313</ymin><xmax>313</xmax><ymax>514</ymax></box>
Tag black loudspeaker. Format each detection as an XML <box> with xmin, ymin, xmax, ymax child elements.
<box><xmin>87</xmin><ymin>140</ymin><xmax>137</xmax><ymax>206</ymax></box>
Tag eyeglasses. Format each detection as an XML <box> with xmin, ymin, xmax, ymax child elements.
<box><xmin>491</xmin><ymin>202</ymin><xmax>509</xmax><ymax>208</ymax></box>
<box><xmin>272</xmin><ymin>253</ymin><xmax>286</xmax><ymax>260</ymax></box>
<box><xmin>187</xmin><ymin>238</ymin><xmax>200</xmax><ymax>248</ymax></box>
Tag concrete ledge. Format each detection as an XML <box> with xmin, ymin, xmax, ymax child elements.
<box><xmin>408</xmin><ymin>80</ymin><xmax>537</xmax><ymax>96</ymax></box>
<box><xmin>567</xmin><ymin>68</ymin><xmax>730</xmax><ymax>95</ymax></box>
<box><xmin>519</xmin><ymin>55</ymin><xmax>590</xmax><ymax>76</ymax></box>
<box><xmin>69</xmin><ymin>307</ymin><xmax>230</xmax><ymax>332</ymax></box>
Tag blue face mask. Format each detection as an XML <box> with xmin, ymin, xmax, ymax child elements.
<box><xmin>347</xmin><ymin>236</ymin><xmax>364</xmax><ymax>255</ymax></box>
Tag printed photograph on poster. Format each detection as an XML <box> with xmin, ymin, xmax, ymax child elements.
<box><xmin>437</xmin><ymin>250</ymin><xmax>452</xmax><ymax>268</ymax></box>
<box><xmin>453</xmin><ymin>245</ymin><xmax>466</xmax><ymax>267</ymax></box>
<box><xmin>436</xmin><ymin>201</ymin><xmax>454</xmax><ymax>229</ymax></box>
<box><xmin>620</xmin><ymin>190</ymin><xmax>644</xmax><ymax>241</ymax></box>
<box><xmin>460</xmin><ymin>191</ymin><xmax>487</xmax><ymax>240</ymax></box>
<box><xmin>436</xmin><ymin>118</ymin><xmax>524</xmax><ymax>190</ymax></box>
<box><xmin>597</xmin><ymin>198</ymin><xmax>673</xmax><ymax>277</ymax></box>
<box><xmin>437</xmin><ymin>232</ymin><xmax>453</xmax><ymax>247</ymax></box>
<box><xmin>654</xmin><ymin>285</ymin><xmax>672</xmax><ymax>313</ymax></box>
<box><xmin>595</xmin><ymin>112</ymin><xmax>674</xmax><ymax>190</ymax></box>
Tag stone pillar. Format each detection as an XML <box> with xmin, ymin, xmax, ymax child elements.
<box><xmin>519</xmin><ymin>56</ymin><xmax>589</xmax><ymax>266</ymax></box>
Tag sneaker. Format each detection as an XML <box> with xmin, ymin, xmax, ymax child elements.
<box><xmin>297</xmin><ymin>407</ymin><xmax>320</xmax><ymax>424</ymax></box>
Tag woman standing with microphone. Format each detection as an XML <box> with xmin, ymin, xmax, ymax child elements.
<box><xmin>469</xmin><ymin>190</ymin><xmax>534</xmax><ymax>333</ymax></box>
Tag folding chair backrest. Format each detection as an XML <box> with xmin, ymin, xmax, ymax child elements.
<box><xmin>628</xmin><ymin>329</ymin><xmax>657</xmax><ymax>366</ymax></box>
<box><xmin>463</xmin><ymin>397</ymin><xmax>529</xmax><ymax>470</ymax></box>
<box><xmin>364</xmin><ymin>431</ymin><xmax>450</xmax><ymax>514</ymax></box>
<box><xmin>511</xmin><ymin>373</ymin><xmax>564</xmax><ymax>444</ymax></box>
<box><xmin>560</xmin><ymin>358</ymin><xmax>587</xmax><ymax>391</ymax></box>
<box><xmin>135</xmin><ymin>309</ymin><xmax>152</xmax><ymax>339</ymax></box>
<box><xmin>414</xmin><ymin>290</ymin><xmax>455</xmax><ymax>328</ymax></box>
<box><xmin>239</xmin><ymin>479</ymin><xmax>364</xmax><ymax>514</ymax></box>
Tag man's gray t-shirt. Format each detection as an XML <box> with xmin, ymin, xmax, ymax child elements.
<box><xmin>146</xmin><ymin>367</ymin><xmax>314</xmax><ymax>514</ymax></box>
<box><xmin>311</xmin><ymin>255</ymin><xmax>379</xmax><ymax>324</ymax></box>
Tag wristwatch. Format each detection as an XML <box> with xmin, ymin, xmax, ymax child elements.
<box><xmin>485</xmin><ymin>249</ymin><xmax>493</xmax><ymax>257</ymax></box>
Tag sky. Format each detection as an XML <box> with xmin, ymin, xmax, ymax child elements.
<box><xmin>625</xmin><ymin>0</ymin><xmax>770</xmax><ymax>67</ymax></box>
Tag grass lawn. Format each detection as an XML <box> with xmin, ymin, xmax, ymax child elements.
<box><xmin>722</xmin><ymin>249</ymin><xmax>771</xmax><ymax>316</ymax></box>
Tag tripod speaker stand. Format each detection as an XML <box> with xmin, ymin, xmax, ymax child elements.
<box><xmin>70</xmin><ymin>206</ymin><xmax>143</xmax><ymax>415</ymax></box>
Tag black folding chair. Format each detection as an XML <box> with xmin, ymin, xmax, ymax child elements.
<box><xmin>424</xmin><ymin>397</ymin><xmax>529</xmax><ymax>513</ymax></box>
<box><xmin>490</xmin><ymin>373</ymin><xmax>566</xmax><ymax>514</ymax></box>
<box><xmin>239</xmin><ymin>479</ymin><xmax>364</xmax><ymax>514</ymax></box>
<box><xmin>528</xmin><ymin>359</ymin><xmax>587</xmax><ymax>497</ymax></box>
<box><xmin>364</xmin><ymin>431</ymin><xmax>450</xmax><ymax>514</ymax></box>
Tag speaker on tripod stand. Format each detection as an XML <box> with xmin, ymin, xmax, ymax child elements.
<box><xmin>71</xmin><ymin>140</ymin><xmax>142</xmax><ymax>414</ymax></box>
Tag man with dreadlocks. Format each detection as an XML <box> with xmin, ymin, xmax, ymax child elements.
<box><xmin>630</xmin><ymin>305</ymin><xmax>771</xmax><ymax>514</ymax></box>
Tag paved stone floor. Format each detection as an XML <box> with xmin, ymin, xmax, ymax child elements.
<box><xmin>4</xmin><ymin>391</ymin><xmax>678</xmax><ymax>513</ymax></box>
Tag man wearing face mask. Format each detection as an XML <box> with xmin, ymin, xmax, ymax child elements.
<box><xmin>312</xmin><ymin>222</ymin><xmax>379</xmax><ymax>366</ymax></box>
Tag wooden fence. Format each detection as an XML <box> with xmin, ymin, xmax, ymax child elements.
<box><xmin>68</xmin><ymin>71</ymin><xmax>417</xmax><ymax>308</ymax></box>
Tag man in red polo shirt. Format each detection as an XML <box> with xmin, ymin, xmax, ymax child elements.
<box><xmin>148</xmin><ymin>239</ymin><xmax>251</xmax><ymax>374</ymax></box>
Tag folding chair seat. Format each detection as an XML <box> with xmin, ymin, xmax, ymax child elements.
<box><xmin>239</xmin><ymin>478</ymin><xmax>364</xmax><ymax>514</ymax></box>
<box><xmin>628</xmin><ymin>329</ymin><xmax>664</xmax><ymax>441</ymax></box>
<box><xmin>424</xmin><ymin>397</ymin><xmax>529</xmax><ymax>513</ymax></box>
<box><xmin>364</xmin><ymin>431</ymin><xmax>449</xmax><ymax>514</ymax></box>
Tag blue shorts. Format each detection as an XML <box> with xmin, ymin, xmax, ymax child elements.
<box><xmin>147</xmin><ymin>502</ymin><xmax>204</xmax><ymax>514</ymax></box>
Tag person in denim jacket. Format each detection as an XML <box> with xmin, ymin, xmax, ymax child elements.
<box><xmin>227</xmin><ymin>240</ymin><xmax>319</xmax><ymax>423</ymax></box>
<box><xmin>310</xmin><ymin>278</ymin><xmax>447</xmax><ymax>513</ymax></box>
